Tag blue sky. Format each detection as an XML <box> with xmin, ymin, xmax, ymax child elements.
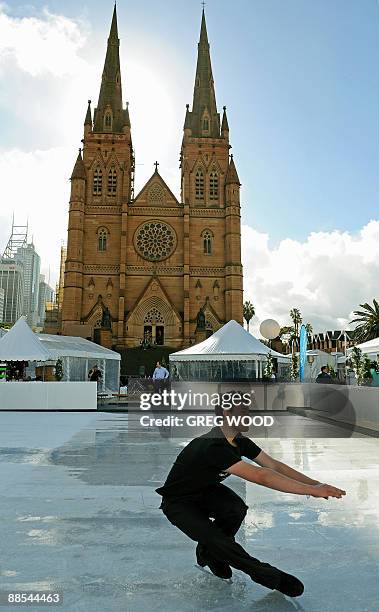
<box><xmin>2</xmin><ymin>0</ymin><xmax>379</xmax><ymax>243</ymax></box>
<box><xmin>0</xmin><ymin>1</ymin><xmax>378</xmax><ymax>331</ymax></box>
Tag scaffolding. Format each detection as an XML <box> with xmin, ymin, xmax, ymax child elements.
<box><xmin>2</xmin><ymin>217</ymin><xmax>28</xmax><ymax>259</ymax></box>
<box><xmin>0</xmin><ymin>218</ymin><xmax>28</xmax><ymax>324</ymax></box>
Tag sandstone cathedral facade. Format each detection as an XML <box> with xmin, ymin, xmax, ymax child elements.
<box><xmin>61</xmin><ymin>6</ymin><xmax>243</xmax><ymax>352</ymax></box>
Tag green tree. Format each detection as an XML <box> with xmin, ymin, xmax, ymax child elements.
<box><xmin>350</xmin><ymin>299</ymin><xmax>379</xmax><ymax>343</ymax></box>
<box><xmin>279</xmin><ymin>325</ymin><xmax>295</xmax><ymax>342</ymax></box>
<box><xmin>55</xmin><ymin>358</ymin><xmax>63</xmax><ymax>381</ymax></box>
<box><xmin>351</xmin><ymin>346</ymin><xmax>363</xmax><ymax>384</ymax></box>
<box><xmin>350</xmin><ymin>346</ymin><xmax>373</xmax><ymax>386</ymax></box>
<box><xmin>305</xmin><ymin>323</ymin><xmax>313</xmax><ymax>334</ymax></box>
<box><xmin>290</xmin><ymin>353</ymin><xmax>299</xmax><ymax>381</ymax></box>
<box><xmin>290</xmin><ymin>308</ymin><xmax>302</xmax><ymax>338</ymax></box>
<box><xmin>263</xmin><ymin>352</ymin><xmax>274</xmax><ymax>379</ymax></box>
<box><xmin>362</xmin><ymin>356</ymin><xmax>373</xmax><ymax>384</ymax></box>
<box><xmin>243</xmin><ymin>301</ymin><xmax>255</xmax><ymax>332</ymax></box>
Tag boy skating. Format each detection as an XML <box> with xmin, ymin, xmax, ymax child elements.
<box><xmin>156</xmin><ymin>394</ymin><xmax>346</xmax><ymax>597</ymax></box>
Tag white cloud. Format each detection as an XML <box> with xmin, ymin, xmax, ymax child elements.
<box><xmin>0</xmin><ymin>146</ymin><xmax>71</xmax><ymax>286</ymax></box>
<box><xmin>0</xmin><ymin>8</ymin><xmax>87</xmax><ymax>77</ymax></box>
<box><xmin>242</xmin><ymin>221</ymin><xmax>379</xmax><ymax>335</ymax></box>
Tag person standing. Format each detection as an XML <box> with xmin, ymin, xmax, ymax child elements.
<box><xmin>152</xmin><ymin>361</ymin><xmax>169</xmax><ymax>394</ymax></box>
<box><xmin>88</xmin><ymin>364</ymin><xmax>102</xmax><ymax>391</ymax></box>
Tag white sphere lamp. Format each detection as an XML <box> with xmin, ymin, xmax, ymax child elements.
<box><xmin>260</xmin><ymin>319</ymin><xmax>280</xmax><ymax>340</ymax></box>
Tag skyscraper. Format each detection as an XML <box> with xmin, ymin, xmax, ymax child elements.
<box><xmin>15</xmin><ymin>243</ymin><xmax>41</xmax><ymax>327</ymax></box>
<box><xmin>0</xmin><ymin>261</ymin><xmax>24</xmax><ymax>324</ymax></box>
<box><xmin>37</xmin><ymin>274</ymin><xmax>54</xmax><ymax>327</ymax></box>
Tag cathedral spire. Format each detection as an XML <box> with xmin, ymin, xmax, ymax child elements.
<box><xmin>70</xmin><ymin>148</ymin><xmax>86</xmax><ymax>181</ymax></box>
<box><xmin>221</xmin><ymin>106</ymin><xmax>229</xmax><ymax>132</ymax></box>
<box><xmin>225</xmin><ymin>154</ymin><xmax>241</xmax><ymax>185</ymax></box>
<box><xmin>187</xmin><ymin>8</ymin><xmax>220</xmax><ymax>137</ymax></box>
<box><xmin>93</xmin><ymin>4</ymin><xmax>126</xmax><ymax>133</ymax></box>
<box><xmin>84</xmin><ymin>100</ymin><xmax>92</xmax><ymax>126</ymax></box>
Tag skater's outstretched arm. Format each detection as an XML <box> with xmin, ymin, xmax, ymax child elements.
<box><xmin>226</xmin><ymin>460</ymin><xmax>346</xmax><ymax>499</ymax></box>
<box><xmin>253</xmin><ymin>450</ymin><xmax>321</xmax><ymax>486</ymax></box>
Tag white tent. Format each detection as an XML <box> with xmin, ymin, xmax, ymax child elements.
<box><xmin>169</xmin><ymin>320</ymin><xmax>290</xmax><ymax>381</ymax></box>
<box><xmin>347</xmin><ymin>337</ymin><xmax>379</xmax><ymax>360</ymax></box>
<box><xmin>0</xmin><ymin>317</ymin><xmax>53</xmax><ymax>362</ymax></box>
<box><xmin>37</xmin><ymin>333</ymin><xmax>121</xmax><ymax>361</ymax></box>
<box><xmin>36</xmin><ymin>333</ymin><xmax>121</xmax><ymax>392</ymax></box>
<box><xmin>171</xmin><ymin>320</ymin><xmax>290</xmax><ymax>362</ymax></box>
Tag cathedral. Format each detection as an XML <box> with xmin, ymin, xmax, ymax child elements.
<box><xmin>61</xmin><ymin>6</ymin><xmax>243</xmax><ymax>355</ymax></box>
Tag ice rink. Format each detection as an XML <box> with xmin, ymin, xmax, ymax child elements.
<box><xmin>0</xmin><ymin>411</ymin><xmax>378</xmax><ymax>611</ymax></box>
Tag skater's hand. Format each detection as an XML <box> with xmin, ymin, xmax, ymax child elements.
<box><xmin>310</xmin><ymin>483</ymin><xmax>346</xmax><ymax>499</ymax></box>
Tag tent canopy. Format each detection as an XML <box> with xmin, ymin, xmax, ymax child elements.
<box><xmin>170</xmin><ymin>320</ymin><xmax>290</xmax><ymax>362</ymax></box>
<box><xmin>0</xmin><ymin>317</ymin><xmax>53</xmax><ymax>362</ymax></box>
<box><xmin>37</xmin><ymin>333</ymin><xmax>121</xmax><ymax>361</ymax></box>
<box><xmin>347</xmin><ymin>337</ymin><xmax>379</xmax><ymax>359</ymax></box>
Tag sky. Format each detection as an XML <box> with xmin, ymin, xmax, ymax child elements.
<box><xmin>0</xmin><ymin>0</ymin><xmax>378</xmax><ymax>335</ymax></box>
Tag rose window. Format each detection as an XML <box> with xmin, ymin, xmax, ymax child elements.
<box><xmin>134</xmin><ymin>221</ymin><xmax>176</xmax><ymax>261</ymax></box>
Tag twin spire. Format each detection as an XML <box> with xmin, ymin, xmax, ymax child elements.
<box><xmin>86</xmin><ymin>6</ymin><xmax>229</xmax><ymax>142</ymax></box>
<box><xmin>92</xmin><ymin>5</ymin><xmax>129</xmax><ymax>133</ymax></box>
<box><xmin>186</xmin><ymin>9</ymin><xmax>220</xmax><ymax>138</ymax></box>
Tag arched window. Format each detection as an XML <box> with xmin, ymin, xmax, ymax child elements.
<box><xmin>98</xmin><ymin>228</ymin><xmax>107</xmax><ymax>252</ymax></box>
<box><xmin>203</xmin><ymin>117</ymin><xmax>209</xmax><ymax>132</ymax></box>
<box><xmin>93</xmin><ymin>167</ymin><xmax>102</xmax><ymax>196</ymax></box>
<box><xmin>195</xmin><ymin>168</ymin><xmax>204</xmax><ymax>201</ymax></box>
<box><xmin>202</xmin><ymin>230</ymin><xmax>213</xmax><ymax>255</ymax></box>
<box><xmin>104</xmin><ymin>112</ymin><xmax>112</xmax><ymax>130</ymax></box>
<box><xmin>209</xmin><ymin>170</ymin><xmax>219</xmax><ymax>201</ymax></box>
<box><xmin>107</xmin><ymin>167</ymin><xmax>117</xmax><ymax>195</ymax></box>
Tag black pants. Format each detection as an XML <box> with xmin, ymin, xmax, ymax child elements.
<box><xmin>154</xmin><ymin>379</ymin><xmax>168</xmax><ymax>395</ymax></box>
<box><xmin>160</xmin><ymin>483</ymin><xmax>281</xmax><ymax>590</ymax></box>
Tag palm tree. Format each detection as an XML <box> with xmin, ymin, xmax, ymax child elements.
<box><xmin>350</xmin><ymin>299</ymin><xmax>379</xmax><ymax>343</ymax></box>
<box><xmin>243</xmin><ymin>301</ymin><xmax>255</xmax><ymax>332</ymax></box>
<box><xmin>290</xmin><ymin>308</ymin><xmax>302</xmax><ymax>338</ymax></box>
<box><xmin>279</xmin><ymin>325</ymin><xmax>295</xmax><ymax>342</ymax></box>
<box><xmin>305</xmin><ymin>322</ymin><xmax>313</xmax><ymax>335</ymax></box>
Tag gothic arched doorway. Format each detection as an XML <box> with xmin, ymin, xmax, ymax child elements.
<box><xmin>143</xmin><ymin>307</ymin><xmax>165</xmax><ymax>346</ymax></box>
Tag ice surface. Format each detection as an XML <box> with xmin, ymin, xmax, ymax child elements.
<box><xmin>0</xmin><ymin>411</ymin><xmax>378</xmax><ymax>611</ymax></box>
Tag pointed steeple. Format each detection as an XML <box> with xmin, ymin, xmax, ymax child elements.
<box><xmin>123</xmin><ymin>101</ymin><xmax>131</xmax><ymax>128</ymax></box>
<box><xmin>109</xmin><ymin>2</ymin><xmax>118</xmax><ymax>38</ymax></box>
<box><xmin>84</xmin><ymin>100</ymin><xmax>92</xmax><ymax>126</ymax></box>
<box><xmin>186</xmin><ymin>9</ymin><xmax>220</xmax><ymax>138</ymax></box>
<box><xmin>93</xmin><ymin>5</ymin><xmax>126</xmax><ymax>133</ymax></box>
<box><xmin>225</xmin><ymin>154</ymin><xmax>240</xmax><ymax>185</ymax></box>
<box><xmin>184</xmin><ymin>104</ymin><xmax>191</xmax><ymax>130</ymax></box>
<box><xmin>221</xmin><ymin>105</ymin><xmax>229</xmax><ymax>135</ymax></box>
<box><xmin>70</xmin><ymin>149</ymin><xmax>86</xmax><ymax>181</ymax></box>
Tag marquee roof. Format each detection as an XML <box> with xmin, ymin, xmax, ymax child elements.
<box><xmin>0</xmin><ymin>318</ymin><xmax>121</xmax><ymax>362</ymax></box>
<box><xmin>170</xmin><ymin>320</ymin><xmax>290</xmax><ymax>362</ymax></box>
<box><xmin>37</xmin><ymin>333</ymin><xmax>121</xmax><ymax>361</ymax></box>
<box><xmin>347</xmin><ymin>337</ymin><xmax>379</xmax><ymax>359</ymax></box>
<box><xmin>0</xmin><ymin>318</ymin><xmax>53</xmax><ymax>362</ymax></box>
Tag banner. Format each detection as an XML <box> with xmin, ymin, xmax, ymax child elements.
<box><xmin>299</xmin><ymin>325</ymin><xmax>307</xmax><ymax>382</ymax></box>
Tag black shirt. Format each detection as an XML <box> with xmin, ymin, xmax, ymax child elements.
<box><xmin>316</xmin><ymin>372</ymin><xmax>332</xmax><ymax>383</ymax></box>
<box><xmin>156</xmin><ymin>426</ymin><xmax>262</xmax><ymax>499</ymax></box>
<box><xmin>89</xmin><ymin>369</ymin><xmax>102</xmax><ymax>382</ymax></box>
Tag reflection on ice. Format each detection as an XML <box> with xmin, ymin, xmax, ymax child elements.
<box><xmin>0</xmin><ymin>411</ymin><xmax>378</xmax><ymax>612</ymax></box>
